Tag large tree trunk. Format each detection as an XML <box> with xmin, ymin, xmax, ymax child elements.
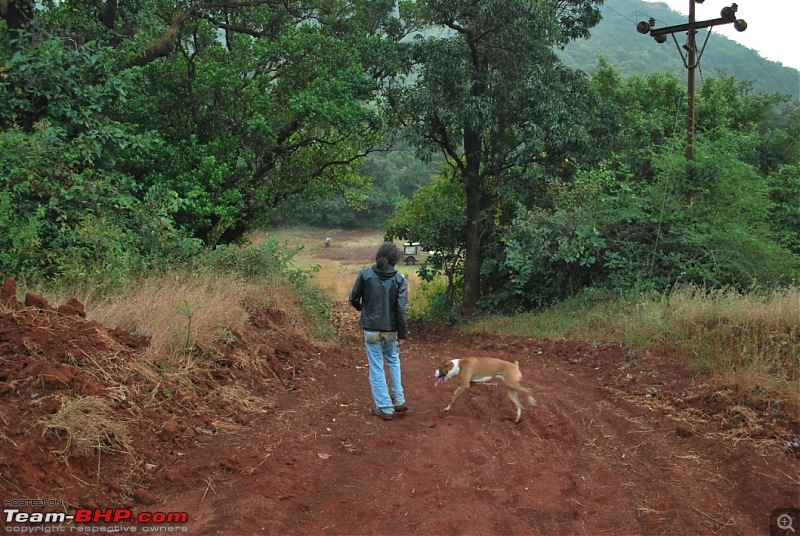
<box><xmin>100</xmin><ymin>0</ymin><xmax>117</xmax><ymax>30</ymax></box>
<box><xmin>461</xmin><ymin>126</ymin><xmax>482</xmax><ymax>317</ymax></box>
<box><xmin>460</xmin><ymin>29</ymin><xmax>487</xmax><ymax>317</ymax></box>
<box><xmin>1</xmin><ymin>0</ymin><xmax>34</xmax><ymax>49</ymax></box>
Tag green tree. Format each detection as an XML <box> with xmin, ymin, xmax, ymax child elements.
<box><xmin>276</xmin><ymin>148</ymin><xmax>437</xmax><ymax>228</ymax></box>
<box><xmin>392</xmin><ymin>0</ymin><xmax>604</xmax><ymax>315</ymax></box>
<box><xmin>767</xmin><ymin>163</ymin><xmax>800</xmax><ymax>255</ymax></box>
<box><xmin>386</xmin><ymin>171</ymin><xmax>466</xmax><ymax>303</ymax></box>
<box><xmin>0</xmin><ymin>37</ymin><xmax>199</xmax><ymax>285</ymax></box>
<box><xmin>3</xmin><ymin>0</ymin><xmax>406</xmax><ymax>231</ymax></box>
<box><xmin>2</xmin><ymin>0</ymin><xmax>408</xmax><ymax>283</ymax></box>
<box><xmin>111</xmin><ymin>1</ymin><xmax>407</xmax><ymax>244</ymax></box>
<box><xmin>494</xmin><ymin>67</ymin><xmax>799</xmax><ymax>309</ymax></box>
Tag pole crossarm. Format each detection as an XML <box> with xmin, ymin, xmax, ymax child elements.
<box><xmin>649</xmin><ymin>16</ymin><xmax>735</xmax><ymax>37</ymax></box>
<box><xmin>636</xmin><ymin>3</ymin><xmax>747</xmax><ymax>43</ymax></box>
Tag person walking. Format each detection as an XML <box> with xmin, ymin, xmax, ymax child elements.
<box><xmin>349</xmin><ymin>242</ymin><xmax>409</xmax><ymax>420</ymax></box>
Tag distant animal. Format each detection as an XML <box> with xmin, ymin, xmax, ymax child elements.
<box><xmin>434</xmin><ymin>357</ymin><xmax>536</xmax><ymax>423</ymax></box>
<box><xmin>324</xmin><ymin>237</ymin><xmax>332</xmax><ymax>247</ymax></box>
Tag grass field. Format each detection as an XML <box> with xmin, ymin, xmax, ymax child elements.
<box><xmin>260</xmin><ymin>227</ymin><xmax>428</xmax><ymax>310</ymax></box>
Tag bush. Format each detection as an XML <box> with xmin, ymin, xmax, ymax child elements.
<box><xmin>195</xmin><ymin>238</ymin><xmax>333</xmax><ymax>336</ymax></box>
<box><xmin>197</xmin><ymin>238</ymin><xmax>299</xmax><ymax>281</ymax></box>
<box><xmin>412</xmin><ymin>279</ymin><xmax>461</xmax><ymax>326</ymax></box>
<box><xmin>490</xmin><ymin>136</ymin><xmax>799</xmax><ymax>312</ymax></box>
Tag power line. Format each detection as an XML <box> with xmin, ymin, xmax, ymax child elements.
<box><xmin>738</xmin><ymin>44</ymin><xmax>797</xmax><ymax>96</ymax></box>
<box><xmin>601</xmin><ymin>4</ymin><xmax>637</xmax><ymax>25</ymax></box>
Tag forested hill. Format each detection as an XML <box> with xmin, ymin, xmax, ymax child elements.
<box><xmin>561</xmin><ymin>0</ymin><xmax>799</xmax><ymax>98</ymax></box>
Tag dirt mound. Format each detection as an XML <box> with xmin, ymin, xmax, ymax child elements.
<box><xmin>0</xmin><ymin>277</ymin><xmax>326</xmax><ymax>511</ymax></box>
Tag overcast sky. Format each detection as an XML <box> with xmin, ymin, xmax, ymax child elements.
<box><xmin>657</xmin><ymin>0</ymin><xmax>799</xmax><ymax>71</ymax></box>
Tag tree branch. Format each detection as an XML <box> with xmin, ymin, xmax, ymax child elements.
<box><xmin>204</xmin><ymin>15</ymin><xmax>280</xmax><ymax>38</ymax></box>
<box><xmin>1</xmin><ymin>0</ymin><xmax>34</xmax><ymax>41</ymax></box>
<box><xmin>429</xmin><ymin>114</ymin><xmax>464</xmax><ymax>174</ymax></box>
<box><xmin>124</xmin><ymin>0</ymin><xmax>301</xmax><ymax>69</ymax></box>
<box><xmin>126</xmin><ymin>4</ymin><xmax>201</xmax><ymax>68</ymax></box>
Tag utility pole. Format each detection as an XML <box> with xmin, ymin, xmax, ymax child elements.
<box><xmin>686</xmin><ymin>0</ymin><xmax>697</xmax><ymax>164</ymax></box>
<box><xmin>637</xmin><ymin>1</ymin><xmax>748</xmax><ymax>168</ymax></box>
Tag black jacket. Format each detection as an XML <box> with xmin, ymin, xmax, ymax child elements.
<box><xmin>349</xmin><ymin>265</ymin><xmax>408</xmax><ymax>339</ymax></box>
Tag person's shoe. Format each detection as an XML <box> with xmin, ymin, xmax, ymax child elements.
<box><xmin>374</xmin><ymin>409</ymin><xmax>393</xmax><ymax>420</ymax></box>
<box><xmin>394</xmin><ymin>404</ymin><xmax>409</xmax><ymax>413</ymax></box>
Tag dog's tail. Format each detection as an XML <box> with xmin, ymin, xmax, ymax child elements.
<box><xmin>514</xmin><ymin>384</ymin><xmax>537</xmax><ymax>406</ymax></box>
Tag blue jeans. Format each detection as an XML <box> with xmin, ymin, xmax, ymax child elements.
<box><xmin>364</xmin><ymin>330</ymin><xmax>405</xmax><ymax>414</ymax></box>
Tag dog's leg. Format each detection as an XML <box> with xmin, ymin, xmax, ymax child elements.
<box><xmin>444</xmin><ymin>382</ymin><xmax>470</xmax><ymax>412</ymax></box>
<box><xmin>506</xmin><ymin>389</ymin><xmax>523</xmax><ymax>422</ymax></box>
<box><xmin>508</xmin><ymin>368</ymin><xmax>537</xmax><ymax>407</ymax></box>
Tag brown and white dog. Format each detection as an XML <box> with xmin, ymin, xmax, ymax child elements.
<box><xmin>434</xmin><ymin>357</ymin><xmax>536</xmax><ymax>423</ymax></box>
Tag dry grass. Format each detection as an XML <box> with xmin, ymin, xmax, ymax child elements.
<box><xmin>79</xmin><ymin>269</ymin><xmax>313</xmax><ymax>401</ymax></box>
<box><xmin>264</xmin><ymin>228</ymin><xmax>427</xmax><ymax>315</ymax></box>
<box><xmin>87</xmin><ymin>271</ymin><xmax>313</xmax><ymax>363</ymax></box>
<box><xmin>71</xmin><ymin>266</ymin><xmax>316</xmax><ymax>414</ymax></box>
<box><xmin>470</xmin><ymin>285</ymin><xmax>800</xmax><ymax>414</ymax></box>
<box><xmin>41</xmin><ymin>395</ymin><xmax>134</xmax><ymax>458</ymax></box>
<box><xmin>88</xmin><ymin>271</ymin><xmax>250</xmax><ymax>359</ymax></box>
<box><xmin>268</xmin><ymin>228</ymin><xmax>404</xmax><ymax>294</ymax></box>
<box><xmin>311</xmin><ymin>260</ymin><xmax>362</xmax><ymax>299</ymax></box>
<box><xmin>6</xmin><ymin>238</ymin><xmax>340</xmax><ymax>476</ymax></box>
<box><xmin>627</xmin><ymin>286</ymin><xmax>800</xmax><ymax>412</ymax></box>
<box><xmin>213</xmin><ymin>384</ymin><xmax>273</xmax><ymax>415</ymax></box>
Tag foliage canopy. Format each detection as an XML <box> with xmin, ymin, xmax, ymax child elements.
<box><xmin>1</xmin><ymin>0</ymin><xmax>797</xmax><ymax>311</ymax></box>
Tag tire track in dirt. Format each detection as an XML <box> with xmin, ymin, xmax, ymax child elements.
<box><xmin>153</xmin><ymin>322</ymin><xmax>798</xmax><ymax>535</ymax></box>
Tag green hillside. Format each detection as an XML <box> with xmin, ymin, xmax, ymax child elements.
<box><xmin>561</xmin><ymin>0</ymin><xmax>799</xmax><ymax>98</ymax></box>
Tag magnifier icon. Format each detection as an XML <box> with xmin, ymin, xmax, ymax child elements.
<box><xmin>778</xmin><ymin>513</ymin><xmax>796</xmax><ymax>532</ymax></box>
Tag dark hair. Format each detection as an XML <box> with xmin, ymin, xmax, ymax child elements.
<box><xmin>376</xmin><ymin>242</ymin><xmax>402</xmax><ymax>270</ymax></box>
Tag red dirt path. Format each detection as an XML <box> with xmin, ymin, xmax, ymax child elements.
<box><xmin>154</xmin><ymin>320</ymin><xmax>799</xmax><ymax>535</ymax></box>
<box><xmin>1</xmin><ymin>230</ymin><xmax>798</xmax><ymax>535</ymax></box>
